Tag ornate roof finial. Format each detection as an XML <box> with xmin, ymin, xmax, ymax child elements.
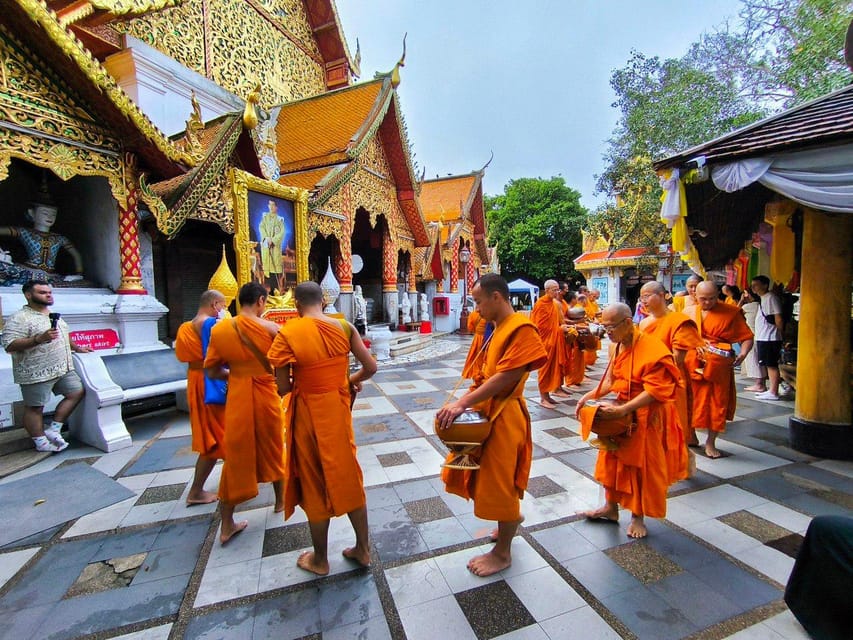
<box><xmin>478</xmin><ymin>150</ymin><xmax>494</xmax><ymax>173</ymax></box>
<box><xmin>353</xmin><ymin>38</ymin><xmax>362</xmax><ymax>74</ymax></box>
<box><xmin>389</xmin><ymin>33</ymin><xmax>407</xmax><ymax>88</ymax></box>
<box><xmin>243</xmin><ymin>83</ymin><xmax>261</xmax><ymax>130</ymax></box>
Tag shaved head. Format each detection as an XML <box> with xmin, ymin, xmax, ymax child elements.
<box><xmin>640</xmin><ymin>281</ymin><xmax>667</xmax><ymax>315</ymax></box>
<box><xmin>295</xmin><ymin>281</ymin><xmax>324</xmax><ymax>306</ymax></box>
<box><xmin>640</xmin><ymin>281</ymin><xmax>665</xmax><ymax>296</ymax></box>
<box><xmin>696</xmin><ymin>281</ymin><xmax>720</xmax><ymax>310</ymax></box>
<box><xmin>686</xmin><ymin>275</ymin><xmax>703</xmax><ymax>285</ymax></box>
<box><xmin>199</xmin><ymin>289</ymin><xmax>225</xmax><ymax>312</ymax></box>
<box><xmin>603</xmin><ymin>302</ymin><xmax>631</xmax><ymax>322</ymax></box>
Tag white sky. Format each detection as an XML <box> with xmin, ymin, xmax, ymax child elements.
<box><xmin>336</xmin><ymin>0</ymin><xmax>745</xmax><ymax>209</ymax></box>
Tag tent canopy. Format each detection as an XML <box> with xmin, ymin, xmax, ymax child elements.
<box><xmin>507</xmin><ymin>278</ymin><xmax>539</xmax><ymax>308</ymax></box>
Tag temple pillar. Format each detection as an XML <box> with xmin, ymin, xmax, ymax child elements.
<box><xmin>117</xmin><ymin>186</ymin><xmax>146</xmax><ymax>294</ymax></box>
<box><xmin>449</xmin><ymin>243</ymin><xmax>459</xmax><ymax>293</ymax></box>
<box><xmin>335</xmin><ymin>232</ymin><xmax>353</xmax><ymax>319</ymax></box>
<box><xmin>382</xmin><ymin>227</ymin><xmax>398</xmax><ymax>328</ymax></box>
<box><xmin>407</xmin><ymin>265</ymin><xmax>418</xmax><ymax>324</ymax></box>
<box><xmin>789</xmin><ymin>208</ymin><xmax>852</xmax><ymax>459</ymax></box>
<box><xmin>466</xmin><ymin>256</ymin><xmax>476</xmax><ymax>292</ymax></box>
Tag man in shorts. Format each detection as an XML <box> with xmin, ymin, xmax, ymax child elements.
<box><xmin>750</xmin><ymin>275</ymin><xmax>785</xmax><ymax>401</ymax></box>
<box><xmin>2</xmin><ymin>280</ymin><xmax>91</xmax><ymax>452</ymax></box>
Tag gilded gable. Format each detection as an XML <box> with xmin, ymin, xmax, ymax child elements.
<box><xmin>117</xmin><ymin>0</ymin><xmax>326</xmax><ymax>106</ymax></box>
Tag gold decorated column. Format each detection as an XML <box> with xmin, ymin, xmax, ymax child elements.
<box><xmin>790</xmin><ymin>208</ymin><xmax>852</xmax><ymax>458</ymax></box>
<box><xmin>117</xmin><ymin>177</ymin><xmax>146</xmax><ymax>295</ymax></box>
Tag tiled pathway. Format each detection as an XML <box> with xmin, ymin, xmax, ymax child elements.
<box><xmin>0</xmin><ymin>335</ymin><xmax>849</xmax><ymax>639</ymax></box>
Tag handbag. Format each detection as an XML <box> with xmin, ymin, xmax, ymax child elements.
<box><xmin>201</xmin><ymin>317</ymin><xmax>227</xmax><ymax>405</ymax></box>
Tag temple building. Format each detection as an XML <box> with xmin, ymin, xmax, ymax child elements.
<box><xmin>418</xmin><ymin>170</ymin><xmax>492</xmax><ymax>332</ymax></box>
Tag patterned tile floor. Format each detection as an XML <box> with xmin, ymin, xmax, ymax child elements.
<box><xmin>0</xmin><ymin>334</ymin><xmax>849</xmax><ymax>639</ymax></box>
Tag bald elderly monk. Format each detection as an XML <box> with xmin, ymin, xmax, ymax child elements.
<box><xmin>437</xmin><ymin>274</ymin><xmax>547</xmax><ymax>576</ymax></box>
<box><xmin>577</xmin><ymin>303</ymin><xmax>682</xmax><ymax>538</ymax></box>
<box><xmin>205</xmin><ymin>282</ymin><xmax>285</xmax><ymax>544</ymax></box>
<box><xmin>639</xmin><ymin>281</ymin><xmax>701</xmax><ymax>477</ymax></box>
<box><xmin>532</xmin><ymin>279</ymin><xmax>571</xmax><ymax>407</ymax></box>
<box><xmin>175</xmin><ymin>290</ymin><xmax>227</xmax><ymax>505</ymax></box>
<box><xmin>268</xmin><ymin>282</ymin><xmax>377</xmax><ymax>575</ymax></box>
<box><xmin>690</xmin><ymin>282</ymin><xmax>753</xmax><ymax>459</ymax></box>
<box><xmin>673</xmin><ymin>274</ymin><xmax>702</xmax><ymax>315</ymax></box>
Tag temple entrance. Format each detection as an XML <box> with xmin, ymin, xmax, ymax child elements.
<box><xmin>148</xmin><ymin>219</ymin><xmax>234</xmax><ymax>340</ymax></box>
<box><xmin>351</xmin><ymin>208</ymin><xmax>386</xmax><ymax>323</ymax></box>
<box><xmin>308</xmin><ymin>233</ymin><xmax>338</xmax><ymax>285</ymax></box>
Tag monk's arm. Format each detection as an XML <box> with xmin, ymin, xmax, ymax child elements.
<box><xmin>348</xmin><ymin>323</ymin><xmax>377</xmax><ymax>390</ymax></box>
<box><xmin>733</xmin><ymin>338</ymin><xmax>753</xmax><ymax>367</ymax></box>
<box><xmin>436</xmin><ymin>365</ymin><xmax>527</xmax><ymax>429</ymax></box>
<box><xmin>597</xmin><ymin>390</ymin><xmax>656</xmax><ymax>419</ymax></box>
<box><xmin>672</xmin><ymin>347</ymin><xmax>687</xmax><ymax>368</ymax></box>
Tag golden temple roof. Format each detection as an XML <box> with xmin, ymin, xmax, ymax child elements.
<box><xmin>420</xmin><ymin>175</ymin><xmax>478</xmax><ymax>222</ymax></box>
<box><xmin>275</xmin><ymin>80</ymin><xmax>384</xmax><ymax>174</ymax></box>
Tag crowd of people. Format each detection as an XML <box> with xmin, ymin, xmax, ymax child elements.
<box><xmin>0</xmin><ymin>272</ymin><xmax>789</xmax><ymax>577</ymax></box>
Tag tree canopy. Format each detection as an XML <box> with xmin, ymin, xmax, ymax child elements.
<box><xmin>485</xmin><ymin>177</ymin><xmax>587</xmax><ymax>285</ymax></box>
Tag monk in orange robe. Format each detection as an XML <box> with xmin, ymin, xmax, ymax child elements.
<box><xmin>577</xmin><ymin>302</ymin><xmax>682</xmax><ymax>538</ymax></box>
<box><xmin>462</xmin><ymin>309</ymin><xmax>491</xmax><ymax>383</ymax></box>
<box><xmin>175</xmin><ymin>290</ymin><xmax>227</xmax><ymax>505</ymax></box>
<box><xmin>437</xmin><ymin>274</ymin><xmax>547</xmax><ymax>576</ymax></box>
<box><xmin>679</xmin><ymin>274</ymin><xmax>703</xmax><ymax>316</ymax></box>
<box><xmin>691</xmin><ymin>282</ymin><xmax>754</xmax><ymax>459</ymax></box>
<box><xmin>268</xmin><ymin>282</ymin><xmax>377</xmax><ymax>575</ymax></box>
<box><xmin>561</xmin><ymin>290</ymin><xmax>586</xmax><ymax>387</ymax></box>
<box><xmin>639</xmin><ymin>281</ymin><xmax>701</xmax><ymax>478</ymax></box>
<box><xmin>531</xmin><ymin>279</ymin><xmax>570</xmax><ymax>407</ymax></box>
<box><xmin>205</xmin><ymin>282</ymin><xmax>285</xmax><ymax>544</ymax></box>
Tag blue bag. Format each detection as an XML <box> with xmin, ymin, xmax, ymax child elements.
<box><xmin>201</xmin><ymin>317</ymin><xmax>227</xmax><ymax>405</ymax></box>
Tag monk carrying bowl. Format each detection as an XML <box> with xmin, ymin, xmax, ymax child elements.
<box><xmin>435</xmin><ymin>409</ymin><xmax>492</xmax><ymax>470</ymax></box>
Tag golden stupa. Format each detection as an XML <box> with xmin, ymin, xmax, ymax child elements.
<box><xmin>208</xmin><ymin>246</ymin><xmax>239</xmax><ymax>308</ymax></box>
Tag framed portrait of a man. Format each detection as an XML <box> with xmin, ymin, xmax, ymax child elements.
<box><xmin>231</xmin><ymin>169</ymin><xmax>308</xmax><ymax>294</ymax></box>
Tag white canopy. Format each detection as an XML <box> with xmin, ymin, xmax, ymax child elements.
<box><xmin>711</xmin><ymin>142</ymin><xmax>853</xmax><ymax>214</ymax></box>
<box><xmin>507</xmin><ymin>278</ymin><xmax>539</xmax><ymax>304</ymax></box>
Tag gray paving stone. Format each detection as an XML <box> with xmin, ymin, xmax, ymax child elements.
<box><xmin>184</xmin><ymin>603</ymin><xmax>257</xmax><ymax>639</ymax></box>
<box><xmin>318</xmin><ymin>573</ymin><xmax>384</xmax><ymax>631</ymax></box>
<box><xmin>564</xmin><ymin>551</ymin><xmax>638</xmax><ymax>599</ymax></box>
<box><xmin>648</xmin><ymin>571</ymin><xmax>746</xmax><ymax>629</ymax></box>
<box><xmin>252</xmin><ymin>588</ymin><xmax>321</xmax><ymax>639</ymax></box>
<box><xmin>691</xmin><ymin>558</ymin><xmax>781</xmax><ymax>610</ymax></box>
<box><xmin>122</xmin><ymin>436</ymin><xmax>196</xmax><ymax>476</ymax></box>
<box><xmin>601</xmin><ymin>584</ymin><xmax>698</xmax><ymax>640</ymax></box>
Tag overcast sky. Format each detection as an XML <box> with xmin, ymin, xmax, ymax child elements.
<box><xmin>336</xmin><ymin>0</ymin><xmax>744</xmax><ymax>210</ymax></box>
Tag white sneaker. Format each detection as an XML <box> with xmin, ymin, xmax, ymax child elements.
<box><xmin>33</xmin><ymin>436</ymin><xmax>67</xmax><ymax>453</ymax></box>
<box><xmin>756</xmin><ymin>391</ymin><xmax>781</xmax><ymax>401</ymax></box>
<box><xmin>45</xmin><ymin>428</ymin><xmax>69</xmax><ymax>449</ymax></box>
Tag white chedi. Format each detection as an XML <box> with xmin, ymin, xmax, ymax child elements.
<box><xmin>320</xmin><ymin>257</ymin><xmax>340</xmax><ymax>314</ymax></box>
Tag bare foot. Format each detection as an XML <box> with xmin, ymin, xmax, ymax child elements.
<box><xmin>579</xmin><ymin>505</ymin><xmax>619</xmax><ymax>523</ymax></box>
<box><xmin>467</xmin><ymin>550</ymin><xmax>511</xmax><ymax>577</ymax></box>
<box><xmin>705</xmin><ymin>443</ymin><xmax>722</xmax><ymax>459</ymax></box>
<box><xmin>744</xmin><ymin>385</ymin><xmax>766</xmax><ymax>392</ymax></box>
<box><xmin>219</xmin><ymin>520</ymin><xmax>248</xmax><ymax>545</ymax></box>
<box><xmin>552</xmin><ymin>389</ymin><xmax>571</xmax><ymax>398</ymax></box>
<box><xmin>342</xmin><ymin>546</ymin><xmax>370</xmax><ymax>567</ymax></box>
<box><xmin>627</xmin><ymin>516</ymin><xmax>648</xmax><ymax>538</ymax></box>
<box><xmin>539</xmin><ymin>397</ymin><xmax>557</xmax><ymax>409</ymax></box>
<box><xmin>186</xmin><ymin>490</ymin><xmax>218</xmax><ymax>506</ymax></box>
<box><xmin>297</xmin><ymin>550</ymin><xmax>330</xmax><ymax>576</ymax></box>
<box><xmin>274</xmin><ymin>502</ymin><xmax>285</xmax><ymax>514</ymax></box>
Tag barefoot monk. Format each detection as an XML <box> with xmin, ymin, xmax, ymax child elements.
<box><xmin>268</xmin><ymin>282</ymin><xmax>377</xmax><ymax>575</ymax></box>
<box><xmin>204</xmin><ymin>282</ymin><xmax>285</xmax><ymax>544</ymax></box>
<box><xmin>437</xmin><ymin>274</ymin><xmax>547</xmax><ymax>576</ymax></box>
<box><xmin>576</xmin><ymin>303</ymin><xmax>682</xmax><ymax>538</ymax></box>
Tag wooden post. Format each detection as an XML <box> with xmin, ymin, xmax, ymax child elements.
<box><xmin>789</xmin><ymin>208</ymin><xmax>852</xmax><ymax>459</ymax></box>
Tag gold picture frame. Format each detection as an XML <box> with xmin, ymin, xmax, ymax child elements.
<box><xmin>231</xmin><ymin>168</ymin><xmax>309</xmax><ymax>295</ymax></box>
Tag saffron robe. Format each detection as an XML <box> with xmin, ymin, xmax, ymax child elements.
<box><xmin>462</xmin><ymin>310</ymin><xmax>488</xmax><ymax>382</ymax></box>
<box><xmin>205</xmin><ymin>316</ymin><xmax>285</xmax><ymax>505</ymax></box>
<box><xmin>639</xmin><ymin>313</ymin><xmax>702</xmax><ymax>482</ymax></box>
<box><xmin>442</xmin><ymin>313</ymin><xmax>547</xmax><ymax>522</ymax></box>
<box><xmin>582</xmin><ymin>301</ymin><xmax>600</xmax><ymax>366</ymax></box>
<box><xmin>531</xmin><ymin>295</ymin><xmax>564</xmax><ymax>394</ymax></box>
<box><xmin>175</xmin><ymin>322</ymin><xmax>226</xmax><ymax>458</ymax></box>
<box><xmin>691</xmin><ymin>303</ymin><xmax>753</xmax><ymax>433</ymax></box>
<box><xmin>593</xmin><ymin>331</ymin><xmax>680</xmax><ymax>517</ymax></box>
<box><xmin>268</xmin><ymin>317</ymin><xmax>365</xmax><ymax>520</ymax></box>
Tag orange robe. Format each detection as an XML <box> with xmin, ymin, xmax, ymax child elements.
<box><xmin>268</xmin><ymin>317</ymin><xmax>364</xmax><ymax>520</ymax></box>
<box><xmin>462</xmin><ymin>310</ymin><xmax>488</xmax><ymax>382</ymax></box>
<box><xmin>691</xmin><ymin>304</ymin><xmax>753</xmax><ymax>433</ymax></box>
<box><xmin>175</xmin><ymin>322</ymin><xmax>225</xmax><ymax>458</ymax></box>
<box><xmin>639</xmin><ymin>312</ymin><xmax>703</xmax><ymax>482</ymax></box>
<box><xmin>442</xmin><ymin>313</ymin><xmax>547</xmax><ymax>521</ymax></box>
<box><xmin>531</xmin><ymin>295</ymin><xmax>564</xmax><ymax>394</ymax></box>
<box><xmin>671</xmin><ymin>296</ymin><xmax>686</xmax><ymax>313</ymax></box>
<box><xmin>594</xmin><ymin>330</ymin><xmax>681</xmax><ymax>517</ymax></box>
<box><xmin>582</xmin><ymin>301</ymin><xmax>600</xmax><ymax>366</ymax></box>
<box><xmin>205</xmin><ymin>316</ymin><xmax>285</xmax><ymax>505</ymax></box>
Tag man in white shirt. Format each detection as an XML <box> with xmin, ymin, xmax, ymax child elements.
<box><xmin>750</xmin><ymin>275</ymin><xmax>785</xmax><ymax>401</ymax></box>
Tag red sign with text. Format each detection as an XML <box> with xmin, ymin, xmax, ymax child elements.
<box><xmin>69</xmin><ymin>329</ymin><xmax>120</xmax><ymax>351</ymax></box>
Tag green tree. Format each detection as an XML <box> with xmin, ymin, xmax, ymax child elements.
<box><xmin>485</xmin><ymin>177</ymin><xmax>587</xmax><ymax>285</ymax></box>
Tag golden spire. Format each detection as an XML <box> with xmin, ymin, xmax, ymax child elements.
<box><xmin>243</xmin><ymin>83</ymin><xmax>261</xmax><ymax>130</ymax></box>
<box><xmin>208</xmin><ymin>246</ymin><xmax>238</xmax><ymax>308</ymax></box>
<box><xmin>390</xmin><ymin>34</ymin><xmax>407</xmax><ymax>87</ymax></box>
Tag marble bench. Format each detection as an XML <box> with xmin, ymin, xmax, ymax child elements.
<box><xmin>69</xmin><ymin>348</ymin><xmax>188</xmax><ymax>452</ymax></box>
